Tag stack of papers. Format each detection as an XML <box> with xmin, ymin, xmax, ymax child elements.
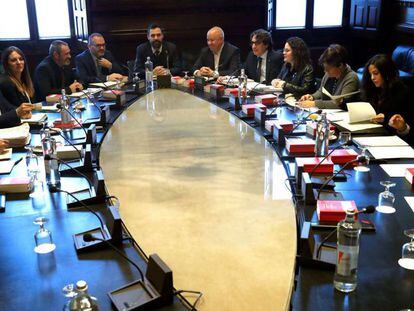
<box><xmin>21</xmin><ymin>113</ymin><xmax>47</xmax><ymax>124</ymax></box>
<box><xmin>353</xmin><ymin>136</ymin><xmax>408</xmax><ymax>147</ymax></box>
<box><xmin>332</xmin><ymin>102</ymin><xmax>383</xmax><ymax>132</ymax></box>
<box><xmin>0</xmin><ymin>123</ymin><xmax>31</xmax><ymax>147</ymax></box>
<box><xmin>89</xmin><ymin>81</ymin><xmax>120</xmax><ymax>89</ymax></box>
<box><xmin>367</xmin><ymin>146</ymin><xmax>414</xmax><ymax>159</ymax></box>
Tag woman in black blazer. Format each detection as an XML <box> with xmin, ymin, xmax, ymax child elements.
<box><xmin>0</xmin><ymin>46</ymin><xmax>35</xmax><ymax>113</ymax></box>
<box><xmin>361</xmin><ymin>54</ymin><xmax>412</xmax><ymax>128</ymax></box>
<box><xmin>271</xmin><ymin>37</ymin><xmax>315</xmax><ymax>98</ymax></box>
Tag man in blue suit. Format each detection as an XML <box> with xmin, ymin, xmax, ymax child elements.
<box><xmin>75</xmin><ymin>33</ymin><xmax>125</xmax><ymax>86</ymax></box>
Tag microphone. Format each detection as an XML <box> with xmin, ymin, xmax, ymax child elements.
<box><xmin>285</xmin><ymin>109</ymin><xmax>323</xmax><ymax>136</ymax></box>
<box><xmin>309</xmin><ymin>140</ymin><xmax>353</xmax><ymax>178</ymax></box>
<box><xmin>56</xmin><ymin>104</ymin><xmax>89</xmax><ymax>138</ymax></box>
<box><xmin>315</xmin><ymin>204</ymin><xmax>376</xmax><ymax>259</ymax></box>
<box><xmin>83</xmin><ymin>233</ymin><xmax>145</xmax><ymax>281</ymax></box>
<box><xmin>316</xmin><ymin>156</ymin><xmax>369</xmax><ymax>200</ymax></box>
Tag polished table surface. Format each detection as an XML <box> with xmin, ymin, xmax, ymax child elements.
<box><xmin>100</xmin><ymin>89</ymin><xmax>297</xmax><ymax>310</ymax></box>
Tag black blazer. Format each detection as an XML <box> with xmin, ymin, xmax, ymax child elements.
<box><xmin>133</xmin><ymin>41</ymin><xmax>182</xmax><ymax>77</ymax></box>
<box><xmin>244</xmin><ymin>49</ymin><xmax>283</xmax><ymax>84</ymax></box>
<box><xmin>0</xmin><ymin>74</ymin><xmax>31</xmax><ymax>111</ymax></box>
<box><xmin>278</xmin><ymin>63</ymin><xmax>316</xmax><ymax>98</ymax></box>
<box><xmin>34</xmin><ymin>56</ymin><xmax>78</xmax><ymax>101</ymax></box>
<box><xmin>75</xmin><ymin>49</ymin><xmax>124</xmax><ymax>86</ymax></box>
<box><xmin>0</xmin><ymin>90</ymin><xmax>21</xmax><ymax>128</ymax></box>
<box><xmin>192</xmin><ymin>42</ymin><xmax>241</xmax><ymax>76</ymax></box>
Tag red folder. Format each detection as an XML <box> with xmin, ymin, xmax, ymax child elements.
<box><xmin>329</xmin><ymin>149</ymin><xmax>358</xmax><ymax>164</ymax></box>
<box><xmin>285</xmin><ymin>138</ymin><xmax>315</xmax><ymax>153</ymax></box>
<box><xmin>254</xmin><ymin>94</ymin><xmax>277</xmax><ymax>106</ymax></box>
<box><xmin>242</xmin><ymin>104</ymin><xmax>266</xmax><ymax>116</ymax></box>
<box><xmin>296</xmin><ymin>157</ymin><xmax>334</xmax><ymax>174</ymax></box>
<box><xmin>317</xmin><ymin>200</ymin><xmax>358</xmax><ymax>222</ymax></box>
<box><xmin>405</xmin><ymin>168</ymin><xmax>414</xmax><ymax>185</ymax></box>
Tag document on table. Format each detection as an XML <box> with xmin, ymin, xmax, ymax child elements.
<box><xmin>380</xmin><ymin>164</ymin><xmax>414</xmax><ymax>177</ymax></box>
<box><xmin>0</xmin><ymin>148</ymin><xmax>12</xmax><ymax>160</ymax></box>
<box><xmin>367</xmin><ymin>146</ymin><xmax>414</xmax><ymax>159</ymax></box>
<box><xmin>21</xmin><ymin>113</ymin><xmax>47</xmax><ymax>124</ymax></box>
<box><xmin>322</xmin><ymin>87</ymin><xmax>360</xmax><ymax>100</ymax></box>
<box><xmin>353</xmin><ymin>135</ymin><xmax>408</xmax><ymax>147</ymax></box>
<box><xmin>334</xmin><ymin>120</ymin><xmax>382</xmax><ymax>132</ymax></box>
<box><xmin>89</xmin><ymin>81</ymin><xmax>118</xmax><ymax>88</ymax></box>
<box><xmin>404</xmin><ymin>197</ymin><xmax>414</xmax><ymax>214</ymax></box>
<box><xmin>347</xmin><ymin>102</ymin><xmax>377</xmax><ymax>123</ymax></box>
<box><xmin>327</xmin><ymin>111</ymin><xmax>348</xmax><ymax>122</ymax></box>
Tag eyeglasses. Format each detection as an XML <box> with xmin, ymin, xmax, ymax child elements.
<box><xmin>92</xmin><ymin>43</ymin><xmax>106</xmax><ymax>48</ymax></box>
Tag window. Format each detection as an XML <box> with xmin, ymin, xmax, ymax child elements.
<box><xmin>35</xmin><ymin>0</ymin><xmax>71</xmax><ymax>39</ymax></box>
<box><xmin>270</xmin><ymin>0</ymin><xmax>345</xmax><ymax>30</ymax></box>
<box><xmin>276</xmin><ymin>0</ymin><xmax>307</xmax><ymax>29</ymax></box>
<box><xmin>313</xmin><ymin>0</ymin><xmax>344</xmax><ymax>27</ymax></box>
<box><xmin>0</xmin><ymin>0</ymin><xmax>30</xmax><ymax>40</ymax></box>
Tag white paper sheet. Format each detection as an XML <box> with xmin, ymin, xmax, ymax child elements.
<box><xmin>353</xmin><ymin>136</ymin><xmax>408</xmax><ymax>147</ymax></box>
<box><xmin>380</xmin><ymin>164</ymin><xmax>414</xmax><ymax>177</ymax></box>
<box><xmin>404</xmin><ymin>197</ymin><xmax>414</xmax><ymax>214</ymax></box>
<box><xmin>334</xmin><ymin>120</ymin><xmax>382</xmax><ymax>132</ymax></box>
<box><xmin>347</xmin><ymin>102</ymin><xmax>377</xmax><ymax>123</ymax></box>
<box><xmin>21</xmin><ymin>113</ymin><xmax>47</xmax><ymax>124</ymax></box>
<box><xmin>367</xmin><ymin>146</ymin><xmax>414</xmax><ymax>159</ymax></box>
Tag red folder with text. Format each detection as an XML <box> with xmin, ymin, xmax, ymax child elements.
<box><xmin>317</xmin><ymin>200</ymin><xmax>358</xmax><ymax>222</ymax></box>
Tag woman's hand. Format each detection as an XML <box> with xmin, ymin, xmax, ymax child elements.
<box><xmin>389</xmin><ymin>114</ymin><xmax>408</xmax><ymax>131</ymax></box>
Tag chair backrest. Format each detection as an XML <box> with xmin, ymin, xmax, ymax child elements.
<box><xmin>126</xmin><ymin>60</ymin><xmax>135</xmax><ymax>78</ymax></box>
<box><xmin>392</xmin><ymin>45</ymin><xmax>414</xmax><ymax>75</ymax></box>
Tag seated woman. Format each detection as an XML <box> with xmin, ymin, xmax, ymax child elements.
<box><xmin>271</xmin><ymin>37</ymin><xmax>315</xmax><ymax>98</ymax></box>
<box><xmin>361</xmin><ymin>54</ymin><xmax>412</xmax><ymax>128</ymax></box>
<box><xmin>0</xmin><ymin>46</ymin><xmax>35</xmax><ymax>112</ymax></box>
<box><xmin>299</xmin><ymin>44</ymin><xmax>359</xmax><ymax>109</ymax></box>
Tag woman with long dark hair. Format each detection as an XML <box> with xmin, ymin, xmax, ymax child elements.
<box><xmin>0</xmin><ymin>46</ymin><xmax>35</xmax><ymax>112</ymax></box>
<box><xmin>271</xmin><ymin>36</ymin><xmax>315</xmax><ymax>98</ymax></box>
<box><xmin>361</xmin><ymin>54</ymin><xmax>412</xmax><ymax>126</ymax></box>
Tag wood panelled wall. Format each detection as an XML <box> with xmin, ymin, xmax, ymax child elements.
<box><xmin>87</xmin><ymin>0</ymin><xmax>267</xmax><ymax>70</ymax></box>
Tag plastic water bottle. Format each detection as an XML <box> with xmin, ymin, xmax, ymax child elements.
<box><xmin>60</xmin><ymin>88</ymin><xmax>72</xmax><ymax>130</ymax></box>
<box><xmin>145</xmin><ymin>57</ymin><xmax>154</xmax><ymax>92</ymax></box>
<box><xmin>238</xmin><ymin>68</ymin><xmax>247</xmax><ymax>105</ymax></box>
<box><xmin>66</xmin><ymin>280</ymin><xmax>99</xmax><ymax>310</ymax></box>
<box><xmin>333</xmin><ymin>209</ymin><xmax>362</xmax><ymax>292</ymax></box>
<box><xmin>41</xmin><ymin>128</ymin><xmax>60</xmax><ymax>191</ymax></box>
<box><xmin>315</xmin><ymin>112</ymin><xmax>330</xmax><ymax>156</ymax></box>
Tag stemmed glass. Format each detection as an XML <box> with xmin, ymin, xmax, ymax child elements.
<box><xmin>132</xmin><ymin>72</ymin><xmax>140</xmax><ymax>88</ymax></box>
<box><xmin>376</xmin><ymin>180</ymin><xmax>396</xmax><ymax>214</ymax></box>
<box><xmin>354</xmin><ymin>148</ymin><xmax>370</xmax><ymax>172</ymax></box>
<box><xmin>33</xmin><ymin>217</ymin><xmax>56</xmax><ymax>254</ymax></box>
<box><xmin>293</xmin><ymin>105</ymin><xmax>304</xmax><ymax>125</ymax></box>
<box><xmin>398</xmin><ymin>229</ymin><xmax>414</xmax><ymax>270</ymax></box>
<box><xmin>183</xmin><ymin>71</ymin><xmax>189</xmax><ymax>80</ymax></box>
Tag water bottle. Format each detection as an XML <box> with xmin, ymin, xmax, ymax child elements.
<box><xmin>60</xmin><ymin>89</ymin><xmax>72</xmax><ymax>130</ymax></box>
<box><xmin>333</xmin><ymin>209</ymin><xmax>362</xmax><ymax>292</ymax></box>
<box><xmin>41</xmin><ymin>128</ymin><xmax>61</xmax><ymax>191</ymax></box>
<box><xmin>315</xmin><ymin>112</ymin><xmax>330</xmax><ymax>156</ymax></box>
<box><xmin>145</xmin><ymin>57</ymin><xmax>154</xmax><ymax>92</ymax></box>
<box><xmin>66</xmin><ymin>280</ymin><xmax>99</xmax><ymax>310</ymax></box>
<box><xmin>238</xmin><ymin>68</ymin><xmax>247</xmax><ymax>105</ymax></box>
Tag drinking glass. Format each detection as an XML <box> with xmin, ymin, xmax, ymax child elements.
<box><xmin>33</xmin><ymin>217</ymin><xmax>56</xmax><ymax>254</ymax></box>
<box><xmin>338</xmin><ymin>132</ymin><xmax>351</xmax><ymax>147</ymax></box>
<box><xmin>132</xmin><ymin>72</ymin><xmax>140</xmax><ymax>86</ymax></box>
<box><xmin>293</xmin><ymin>105</ymin><xmax>304</xmax><ymax>125</ymax></box>
<box><xmin>354</xmin><ymin>148</ymin><xmax>370</xmax><ymax>172</ymax></box>
<box><xmin>398</xmin><ymin>229</ymin><xmax>414</xmax><ymax>270</ymax></box>
<box><xmin>25</xmin><ymin>146</ymin><xmax>42</xmax><ymax>197</ymax></box>
<box><xmin>376</xmin><ymin>180</ymin><xmax>396</xmax><ymax>213</ymax></box>
<box><xmin>183</xmin><ymin>71</ymin><xmax>189</xmax><ymax>80</ymax></box>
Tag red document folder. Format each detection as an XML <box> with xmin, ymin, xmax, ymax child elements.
<box><xmin>317</xmin><ymin>200</ymin><xmax>358</xmax><ymax>222</ymax></box>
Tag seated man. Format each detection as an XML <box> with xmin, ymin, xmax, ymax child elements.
<box><xmin>76</xmin><ymin>33</ymin><xmax>125</xmax><ymax>86</ymax></box>
<box><xmin>133</xmin><ymin>24</ymin><xmax>182</xmax><ymax>77</ymax></box>
<box><xmin>244</xmin><ymin>29</ymin><xmax>283</xmax><ymax>84</ymax></box>
<box><xmin>34</xmin><ymin>40</ymin><xmax>83</xmax><ymax>101</ymax></box>
<box><xmin>193</xmin><ymin>26</ymin><xmax>240</xmax><ymax>78</ymax></box>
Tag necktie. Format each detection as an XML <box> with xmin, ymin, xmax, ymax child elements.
<box><xmin>154</xmin><ymin>50</ymin><xmax>160</xmax><ymax>57</ymax></box>
<box><xmin>256</xmin><ymin>57</ymin><xmax>262</xmax><ymax>83</ymax></box>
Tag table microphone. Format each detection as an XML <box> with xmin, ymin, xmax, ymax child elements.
<box><xmin>285</xmin><ymin>109</ymin><xmax>323</xmax><ymax>136</ymax></box>
<box><xmin>309</xmin><ymin>140</ymin><xmax>353</xmax><ymax>178</ymax></box>
<box><xmin>315</xmin><ymin>205</ymin><xmax>375</xmax><ymax>259</ymax></box>
<box><xmin>83</xmin><ymin>233</ymin><xmax>145</xmax><ymax>282</ymax></box>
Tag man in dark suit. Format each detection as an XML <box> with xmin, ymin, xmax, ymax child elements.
<box><xmin>244</xmin><ymin>29</ymin><xmax>283</xmax><ymax>85</ymax></box>
<box><xmin>34</xmin><ymin>40</ymin><xmax>83</xmax><ymax>101</ymax></box>
<box><xmin>192</xmin><ymin>26</ymin><xmax>241</xmax><ymax>78</ymax></box>
<box><xmin>76</xmin><ymin>33</ymin><xmax>125</xmax><ymax>86</ymax></box>
<box><xmin>133</xmin><ymin>24</ymin><xmax>182</xmax><ymax>77</ymax></box>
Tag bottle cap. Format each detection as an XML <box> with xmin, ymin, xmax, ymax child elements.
<box><xmin>76</xmin><ymin>280</ymin><xmax>88</xmax><ymax>291</ymax></box>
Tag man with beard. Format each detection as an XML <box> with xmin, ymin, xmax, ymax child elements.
<box><xmin>133</xmin><ymin>24</ymin><xmax>182</xmax><ymax>77</ymax></box>
<box><xmin>34</xmin><ymin>40</ymin><xmax>83</xmax><ymax>101</ymax></box>
<box><xmin>76</xmin><ymin>33</ymin><xmax>125</xmax><ymax>86</ymax></box>
<box><xmin>192</xmin><ymin>26</ymin><xmax>240</xmax><ymax>78</ymax></box>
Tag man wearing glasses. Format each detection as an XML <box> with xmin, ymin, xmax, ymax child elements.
<box><xmin>75</xmin><ymin>33</ymin><xmax>125</xmax><ymax>86</ymax></box>
<box><xmin>244</xmin><ymin>29</ymin><xmax>283</xmax><ymax>85</ymax></box>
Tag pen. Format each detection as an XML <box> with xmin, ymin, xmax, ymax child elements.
<box><xmin>11</xmin><ymin>157</ymin><xmax>23</xmax><ymax>171</ymax></box>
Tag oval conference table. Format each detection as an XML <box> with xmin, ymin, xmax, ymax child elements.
<box><xmin>100</xmin><ymin>89</ymin><xmax>297</xmax><ymax>310</ymax></box>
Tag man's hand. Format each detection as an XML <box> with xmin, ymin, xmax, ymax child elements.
<box><xmin>0</xmin><ymin>139</ymin><xmax>8</xmax><ymax>153</ymax></box>
<box><xmin>69</xmin><ymin>80</ymin><xmax>84</xmax><ymax>93</ymax></box>
<box><xmin>153</xmin><ymin>66</ymin><xmax>168</xmax><ymax>76</ymax></box>
<box><xmin>299</xmin><ymin>100</ymin><xmax>316</xmax><ymax>108</ymax></box>
<box><xmin>200</xmin><ymin>67</ymin><xmax>214</xmax><ymax>77</ymax></box>
<box><xmin>98</xmin><ymin>57</ymin><xmax>112</xmax><ymax>69</ymax></box>
<box><xmin>16</xmin><ymin>103</ymin><xmax>33</xmax><ymax>119</ymax></box>
<box><xmin>107</xmin><ymin>73</ymin><xmax>124</xmax><ymax>81</ymax></box>
<box><xmin>300</xmin><ymin>94</ymin><xmax>313</xmax><ymax>101</ymax></box>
